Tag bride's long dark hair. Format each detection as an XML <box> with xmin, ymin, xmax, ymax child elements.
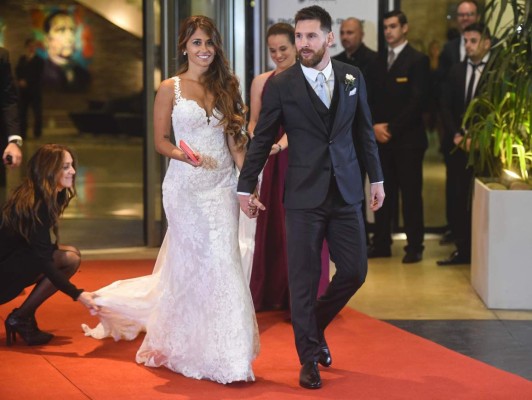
<box><xmin>176</xmin><ymin>15</ymin><xmax>247</xmax><ymax>150</ymax></box>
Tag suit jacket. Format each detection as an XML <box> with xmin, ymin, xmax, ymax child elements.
<box><xmin>333</xmin><ymin>43</ymin><xmax>378</xmax><ymax>105</ymax></box>
<box><xmin>368</xmin><ymin>44</ymin><xmax>430</xmax><ymax>149</ymax></box>
<box><xmin>15</xmin><ymin>54</ymin><xmax>44</xmax><ymax>93</ymax></box>
<box><xmin>441</xmin><ymin>58</ymin><xmax>490</xmax><ymax>153</ymax></box>
<box><xmin>0</xmin><ymin>47</ymin><xmax>20</xmax><ymax>147</ymax></box>
<box><xmin>238</xmin><ymin>59</ymin><xmax>383</xmax><ymax>209</ymax></box>
<box><xmin>333</xmin><ymin>43</ymin><xmax>378</xmax><ymax>80</ymax></box>
<box><xmin>439</xmin><ymin>37</ymin><xmax>461</xmax><ymax>80</ymax></box>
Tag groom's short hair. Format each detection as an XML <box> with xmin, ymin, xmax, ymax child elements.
<box><xmin>295</xmin><ymin>5</ymin><xmax>332</xmax><ymax>33</ymax></box>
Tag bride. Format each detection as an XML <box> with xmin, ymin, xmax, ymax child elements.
<box><xmin>82</xmin><ymin>15</ymin><xmax>259</xmax><ymax>384</ymax></box>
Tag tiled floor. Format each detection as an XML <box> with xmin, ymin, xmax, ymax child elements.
<box><xmin>8</xmin><ymin>130</ymin><xmax>531</xmax><ymax>381</ymax></box>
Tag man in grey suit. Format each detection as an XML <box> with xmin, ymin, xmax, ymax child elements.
<box><xmin>1</xmin><ymin>47</ymin><xmax>23</xmax><ymax>201</ymax></box>
<box><xmin>237</xmin><ymin>6</ymin><xmax>384</xmax><ymax>390</ymax></box>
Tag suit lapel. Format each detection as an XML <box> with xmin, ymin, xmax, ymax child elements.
<box><xmin>389</xmin><ymin>44</ymin><xmax>410</xmax><ymax>73</ymax></box>
<box><xmin>458</xmin><ymin>61</ymin><xmax>467</xmax><ymax>109</ymax></box>
<box><xmin>291</xmin><ymin>64</ymin><xmax>328</xmax><ymax>133</ymax></box>
<box><xmin>330</xmin><ymin>61</ymin><xmax>349</xmax><ymax>139</ymax></box>
<box><xmin>476</xmin><ymin>54</ymin><xmax>491</xmax><ymax>94</ymax></box>
<box><xmin>453</xmin><ymin>39</ymin><xmax>461</xmax><ymax>64</ymax></box>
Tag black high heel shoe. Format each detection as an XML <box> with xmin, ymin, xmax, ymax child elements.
<box><xmin>5</xmin><ymin>310</ymin><xmax>54</xmax><ymax>346</ymax></box>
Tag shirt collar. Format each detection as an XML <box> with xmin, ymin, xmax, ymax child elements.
<box><xmin>388</xmin><ymin>40</ymin><xmax>408</xmax><ymax>57</ymax></box>
<box><xmin>469</xmin><ymin>52</ymin><xmax>490</xmax><ymax>67</ymax></box>
<box><xmin>301</xmin><ymin>60</ymin><xmax>333</xmax><ymax>82</ymax></box>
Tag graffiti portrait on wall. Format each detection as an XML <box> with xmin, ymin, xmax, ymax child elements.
<box><xmin>32</xmin><ymin>6</ymin><xmax>93</xmax><ymax>92</ymax></box>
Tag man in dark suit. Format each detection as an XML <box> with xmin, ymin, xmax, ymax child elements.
<box><xmin>366</xmin><ymin>10</ymin><xmax>430</xmax><ymax>263</ymax></box>
<box><xmin>16</xmin><ymin>38</ymin><xmax>44</xmax><ymax>139</ymax></box>
<box><xmin>439</xmin><ymin>1</ymin><xmax>480</xmax><ymax>81</ymax></box>
<box><xmin>333</xmin><ymin>17</ymin><xmax>378</xmax><ymax>79</ymax></box>
<box><xmin>1</xmin><ymin>47</ymin><xmax>23</xmax><ymax>201</ymax></box>
<box><xmin>438</xmin><ymin>0</ymin><xmax>480</xmax><ymax>244</ymax></box>
<box><xmin>437</xmin><ymin>23</ymin><xmax>492</xmax><ymax>266</ymax></box>
<box><xmin>237</xmin><ymin>5</ymin><xmax>384</xmax><ymax>390</ymax></box>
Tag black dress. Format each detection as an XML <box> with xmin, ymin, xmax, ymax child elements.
<box><xmin>0</xmin><ymin>204</ymin><xmax>82</xmax><ymax>304</ymax></box>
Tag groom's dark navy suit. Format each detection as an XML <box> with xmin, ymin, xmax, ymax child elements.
<box><xmin>238</xmin><ymin>59</ymin><xmax>383</xmax><ymax>364</ymax></box>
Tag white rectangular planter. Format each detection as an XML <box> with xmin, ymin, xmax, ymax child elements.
<box><xmin>471</xmin><ymin>179</ymin><xmax>532</xmax><ymax>309</ymax></box>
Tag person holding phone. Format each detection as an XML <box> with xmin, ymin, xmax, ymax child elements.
<box><xmin>83</xmin><ymin>16</ymin><xmax>259</xmax><ymax>384</ymax></box>
<box><xmin>1</xmin><ymin>144</ymin><xmax>99</xmax><ymax>346</ymax></box>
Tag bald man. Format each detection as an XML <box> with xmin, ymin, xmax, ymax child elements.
<box><xmin>333</xmin><ymin>17</ymin><xmax>378</xmax><ymax>79</ymax></box>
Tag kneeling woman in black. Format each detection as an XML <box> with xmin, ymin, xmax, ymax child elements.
<box><xmin>0</xmin><ymin>144</ymin><xmax>98</xmax><ymax>345</ymax></box>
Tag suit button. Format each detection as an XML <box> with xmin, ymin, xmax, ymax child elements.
<box><xmin>329</xmin><ymin>140</ymin><xmax>333</xmax><ymax>144</ymax></box>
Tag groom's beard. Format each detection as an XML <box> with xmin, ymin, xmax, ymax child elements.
<box><xmin>298</xmin><ymin>42</ymin><xmax>327</xmax><ymax>68</ymax></box>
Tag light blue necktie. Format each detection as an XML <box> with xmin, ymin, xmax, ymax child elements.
<box><xmin>316</xmin><ymin>72</ymin><xmax>330</xmax><ymax>108</ymax></box>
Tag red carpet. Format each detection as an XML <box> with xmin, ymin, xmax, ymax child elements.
<box><xmin>1</xmin><ymin>259</ymin><xmax>531</xmax><ymax>400</ymax></box>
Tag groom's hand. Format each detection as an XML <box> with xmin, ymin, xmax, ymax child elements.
<box><xmin>238</xmin><ymin>193</ymin><xmax>266</xmax><ymax>218</ymax></box>
<box><xmin>369</xmin><ymin>182</ymin><xmax>385</xmax><ymax>212</ymax></box>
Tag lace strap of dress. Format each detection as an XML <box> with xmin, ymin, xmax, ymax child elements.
<box><xmin>172</xmin><ymin>76</ymin><xmax>182</xmax><ymax>105</ymax></box>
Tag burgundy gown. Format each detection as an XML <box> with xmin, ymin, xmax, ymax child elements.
<box><xmin>250</xmin><ymin>73</ymin><xmax>329</xmax><ymax>311</ymax></box>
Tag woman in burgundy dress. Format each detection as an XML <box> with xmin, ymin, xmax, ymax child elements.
<box><xmin>247</xmin><ymin>23</ymin><xmax>329</xmax><ymax>311</ymax></box>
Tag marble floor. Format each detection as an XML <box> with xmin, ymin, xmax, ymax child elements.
<box><xmin>7</xmin><ymin>130</ymin><xmax>531</xmax><ymax>381</ymax></box>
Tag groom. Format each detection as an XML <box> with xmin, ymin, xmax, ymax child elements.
<box><xmin>238</xmin><ymin>5</ymin><xmax>384</xmax><ymax>389</ymax></box>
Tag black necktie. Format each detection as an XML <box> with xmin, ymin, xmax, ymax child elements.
<box><xmin>465</xmin><ymin>62</ymin><xmax>485</xmax><ymax>106</ymax></box>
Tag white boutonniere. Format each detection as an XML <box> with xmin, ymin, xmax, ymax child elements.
<box><xmin>344</xmin><ymin>73</ymin><xmax>356</xmax><ymax>92</ymax></box>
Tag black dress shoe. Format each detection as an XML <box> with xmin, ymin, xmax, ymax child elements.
<box><xmin>367</xmin><ymin>246</ymin><xmax>391</xmax><ymax>258</ymax></box>
<box><xmin>299</xmin><ymin>361</ymin><xmax>322</xmax><ymax>389</ymax></box>
<box><xmin>402</xmin><ymin>252</ymin><xmax>423</xmax><ymax>264</ymax></box>
<box><xmin>318</xmin><ymin>344</ymin><xmax>332</xmax><ymax>367</ymax></box>
<box><xmin>437</xmin><ymin>250</ymin><xmax>470</xmax><ymax>266</ymax></box>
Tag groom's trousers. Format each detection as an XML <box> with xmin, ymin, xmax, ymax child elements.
<box><xmin>285</xmin><ymin>178</ymin><xmax>368</xmax><ymax>364</ymax></box>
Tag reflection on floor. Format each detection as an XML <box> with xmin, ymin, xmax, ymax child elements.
<box><xmin>7</xmin><ymin>132</ymin><xmax>531</xmax><ymax>381</ymax></box>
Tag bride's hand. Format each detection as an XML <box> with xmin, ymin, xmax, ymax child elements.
<box><xmin>78</xmin><ymin>291</ymin><xmax>100</xmax><ymax>313</ymax></box>
<box><xmin>238</xmin><ymin>193</ymin><xmax>266</xmax><ymax>218</ymax></box>
<box><xmin>182</xmin><ymin>152</ymin><xmax>204</xmax><ymax>167</ymax></box>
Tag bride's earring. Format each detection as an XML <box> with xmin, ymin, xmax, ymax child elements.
<box><xmin>183</xmin><ymin>51</ymin><xmax>187</xmax><ymax>56</ymax></box>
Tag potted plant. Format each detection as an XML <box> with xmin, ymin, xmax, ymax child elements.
<box><xmin>463</xmin><ymin>0</ymin><xmax>531</xmax><ymax>182</ymax></box>
<box><xmin>462</xmin><ymin>0</ymin><xmax>532</xmax><ymax>309</ymax></box>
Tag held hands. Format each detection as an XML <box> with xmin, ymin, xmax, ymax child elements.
<box><xmin>238</xmin><ymin>193</ymin><xmax>266</xmax><ymax>219</ymax></box>
<box><xmin>373</xmin><ymin>123</ymin><xmax>392</xmax><ymax>144</ymax></box>
<box><xmin>268</xmin><ymin>143</ymin><xmax>282</xmax><ymax>156</ymax></box>
<box><xmin>3</xmin><ymin>143</ymin><xmax>22</xmax><ymax>167</ymax></box>
<box><xmin>78</xmin><ymin>291</ymin><xmax>100</xmax><ymax>314</ymax></box>
<box><xmin>369</xmin><ymin>182</ymin><xmax>385</xmax><ymax>212</ymax></box>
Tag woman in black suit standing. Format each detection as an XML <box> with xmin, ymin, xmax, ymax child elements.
<box><xmin>1</xmin><ymin>144</ymin><xmax>98</xmax><ymax>346</ymax></box>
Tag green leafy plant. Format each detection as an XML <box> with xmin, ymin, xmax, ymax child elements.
<box><xmin>462</xmin><ymin>0</ymin><xmax>532</xmax><ymax>181</ymax></box>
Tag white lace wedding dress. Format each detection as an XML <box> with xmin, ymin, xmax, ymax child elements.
<box><xmin>82</xmin><ymin>76</ymin><xmax>260</xmax><ymax>384</ymax></box>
